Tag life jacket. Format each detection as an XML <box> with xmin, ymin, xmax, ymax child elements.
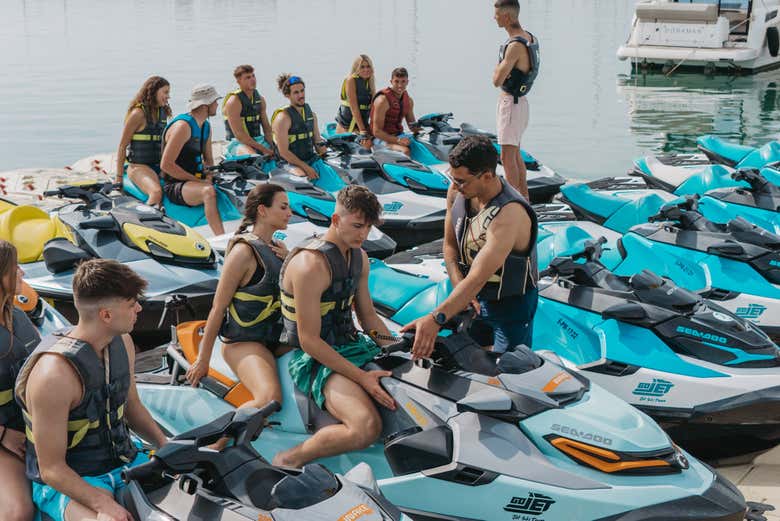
<box><xmin>127</xmin><ymin>103</ymin><xmax>167</xmax><ymax>166</ymax></box>
<box><xmin>0</xmin><ymin>308</ymin><xmax>40</xmax><ymax>431</ymax></box>
<box><xmin>451</xmin><ymin>178</ymin><xmax>538</xmax><ymax>300</ymax></box>
<box><xmin>223</xmin><ymin>88</ymin><xmax>263</xmax><ymax>140</ymax></box>
<box><xmin>162</xmin><ymin>113</ymin><xmax>210</xmax><ymax>181</ymax></box>
<box><xmin>220</xmin><ymin>234</ymin><xmax>283</xmax><ymax>344</ymax></box>
<box><xmin>272</xmin><ymin>104</ymin><xmax>316</xmax><ymax>163</ymax></box>
<box><xmin>371</xmin><ymin>88</ymin><xmax>409</xmax><ymax>136</ymax></box>
<box><xmin>15</xmin><ymin>332</ymin><xmax>137</xmax><ymax>482</ymax></box>
<box><xmin>280</xmin><ymin>239</ymin><xmax>362</xmax><ymax>347</ymax></box>
<box><xmin>335</xmin><ymin>75</ymin><xmax>373</xmax><ymax>133</ymax></box>
<box><xmin>499</xmin><ymin>33</ymin><xmax>540</xmax><ymax>103</ymax></box>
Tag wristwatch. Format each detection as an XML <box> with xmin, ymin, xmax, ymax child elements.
<box><xmin>431</xmin><ymin>311</ymin><xmax>447</xmax><ymax>326</ymax></box>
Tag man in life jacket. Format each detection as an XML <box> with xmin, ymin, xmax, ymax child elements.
<box><xmin>370</xmin><ymin>67</ymin><xmax>418</xmax><ymax>156</ymax></box>
<box><xmin>223</xmin><ymin>64</ymin><xmax>275</xmax><ymax>158</ymax></box>
<box><xmin>492</xmin><ymin>0</ymin><xmax>540</xmax><ymax>200</ymax></box>
<box><xmin>272</xmin><ymin>186</ymin><xmax>397</xmax><ymax>468</ymax></box>
<box><xmin>401</xmin><ymin>136</ymin><xmax>538</xmax><ymax>358</ymax></box>
<box><xmin>161</xmin><ymin>84</ymin><xmax>225</xmax><ymax>235</ymax></box>
<box><xmin>15</xmin><ymin>259</ymin><xmax>168</xmax><ymax>521</ymax></box>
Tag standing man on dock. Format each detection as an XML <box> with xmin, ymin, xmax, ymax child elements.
<box><xmin>493</xmin><ymin>0</ymin><xmax>540</xmax><ymax>200</ymax></box>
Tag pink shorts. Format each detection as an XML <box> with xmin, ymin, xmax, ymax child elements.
<box><xmin>496</xmin><ymin>94</ymin><xmax>529</xmax><ymax>147</ymax></box>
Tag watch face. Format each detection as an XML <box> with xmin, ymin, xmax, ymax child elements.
<box><xmin>435</xmin><ymin>313</ymin><xmax>447</xmax><ymax>325</ymax></box>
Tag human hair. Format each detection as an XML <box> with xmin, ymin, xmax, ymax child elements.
<box><xmin>72</xmin><ymin>259</ymin><xmax>148</xmax><ymax>308</ymax></box>
<box><xmin>235</xmin><ymin>183</ymin><xmax>287</xmax><ymax>235</ymax></box>
<box><xmin>233</xmin><ymin>64</ymin><xmax>254</xmax><ymax>80</ymax></box>
<box><xmin>448</xmin><ymin>135</ymin><xmax>498</xmax><ymax>175</ymax></box>
<box><xmin>127</xmin><ymin>75</ymin><xmax>172</xmax><ymax>122</ymax></box>
<box><xmin>0</xmin><ymin>240</ymin><xmax>18</xmax><ymax>332</ymax></box>
<box><xmin>349</xmin><ymin>54</ymin><xmax>376</xmax><ymax>95</ymax></box>
<box><xmin>276</xmin><ymin>73</ymin><xmax>305</xmax><ymax>96</ymax></box>
<box><xmin>336</xmin><ymin>185</ymin><xmax>382</xmax><ymax>225</ymax></box>
<box><xmin>495</xmin><ymin>0</ymin><xmax>520</xmax><ymax>16</ymax></box>
<box><xmin>391</xmin><ymin>67</ymin><xmax>408</xmax><ymax>79</ymax></box>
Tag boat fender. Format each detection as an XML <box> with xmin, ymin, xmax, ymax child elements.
<box><xmin>768</xmin><ymin>26</ymin><xmax>779</xmax><ymax>57</ymax></box>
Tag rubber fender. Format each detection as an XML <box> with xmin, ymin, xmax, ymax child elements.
<box><xmin>767</xmin><ymin>27</ymin><xmax>779</xmax><ymax>57</ymax></box>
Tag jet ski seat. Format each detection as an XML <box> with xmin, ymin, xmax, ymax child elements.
<box><xmin>0</xmin><ymin>205</ymin><xmax>63</xmax><ymax>263</ymax></box>
<box><xmin>629</xmin><ymin>270</ymin><xmax>700</xmax><ymax>311</ymax></box>
<box><xmin>571</xmin><ymin>263</ymin><xmax>631</xmax><ymax>292</ymax></box>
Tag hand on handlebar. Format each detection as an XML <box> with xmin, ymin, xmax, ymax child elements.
<box><xmin>399</xmin><ymin>313</ymin><xmax>440</xmax><ymax>360</ymax></box>
<box><xmin>358</xmin><ymin>370</ymin><xmax>396</xmax><ymax>410</ymax></box>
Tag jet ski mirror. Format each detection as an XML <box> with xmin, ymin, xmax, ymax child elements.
<box><xmin>602</xmin><ymin>302</ymin><xmax>647</xmax><ymax>322</ymax></box>
<box><xmin>572</xmin><ymin>236</ymin><xmax>608</xmax><ymax>263</ymax></box>
<box><xmin>42</xmin><ymin>238</ymin><xmax>93</xmax><ymax>274</ymax></box>
<box><xmin>209</xmin><ymin>157</ymin><xmax>269</xmax><ymax>181</ymax></box>
<box><xmin>78</xmin><ymin>215</ymin><xmax>116</xmax><ymax>230</ymax></box>
<box><xmin>732</xmin><ymin>168</ymin><xmax>770</xmax><ymax>193</ymax></box>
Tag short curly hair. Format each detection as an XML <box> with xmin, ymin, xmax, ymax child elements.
<box><xmin>336</xmin><ymin>185</ymin><xmax>382</xmax><ymax>225</ymax></box>
<box><xmin>448</xmin><ymin>135</ymin><xmax>498</xmax><ymax>175</ymax></box>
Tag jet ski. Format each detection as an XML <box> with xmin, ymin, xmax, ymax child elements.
<box><xmin>0</xmin><ymin>182</ymin><xmax>221</xmax><ymax>348</ymax></box>
<box><xmin>95</xmin><ymin>403</ymin><xmax>411</xmax><ymax>521</ymax></box>
<box><xmin>567</xmin><ymin>168</ymin><xmax>780</xmax><ymax>235</ymax></box>
<box><xmin>410</xmin><ymin>112</ymin><xmax>566</xmax><ymax>203</ymax></box>
<box><xmin>367</xmin><ymin>237</ymin><xmax>780</xmax><ymax>460</ymax></box>
<box><xmin>559</xmin><ymin>187</ymin><xmax>780</xmax><ymax>339</ymax></box>
<box><xmin>123</xmin><ymin>155</ymin><xmax>396</xmax><ymax>258</ymax></box>
<box><xmin>136</xmin><ymin>311</ymin><xmax>759</xmax><ymax>521</ymax></box>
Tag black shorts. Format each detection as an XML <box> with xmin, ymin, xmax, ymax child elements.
<box><xmin>163</xmin><ymin>180</ymin><xmax>189</xmax><ymax>206</ymax></box>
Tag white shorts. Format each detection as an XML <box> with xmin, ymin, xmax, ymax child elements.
<box><xmin>496</xmin><ymin>93</ymin><xmax>529</xmax><ymax>147</ymax></box>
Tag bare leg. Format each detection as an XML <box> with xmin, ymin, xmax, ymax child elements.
<box><xmin>286</xmin><ymin>165</ymin><xmax>308</xmax><ymax>178</ymax></box>
<box><xmin>180</xmin><ymin>182</ymin><xmax>225</xmax><ymax>236</ymax></box>
<box><xmin>272</xmin><ymin>374</ymin><xmax>381</xmax><ymax>467</ymax></box>
<box><xmin>126</xmin><ymin>164</ymin><xmax>163</xmax><ymax>206</ymax></box>
<box><xmin>64</xmin><ymin>488</ymin><xmax>113</xmax><ymax>521</ymax></box>
<box><xmin>0</xmin><ymin>449</ymin><xmax>34</xmax><ymax>521</ymax></box>
<box><xmin>501</xmin><ymin>144</ymin><xmax>529</xmax><ymax>199</ymax></box>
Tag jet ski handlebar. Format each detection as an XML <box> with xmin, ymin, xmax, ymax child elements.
<box><xmin>42</xmin><ymin>182</ymin><xmax>115</xmax><ymax>203</ymax></box>
<box><xmin>648</xmin><ymin>195</ymin><xmax>700</xmax><ymax>224</ymax></box>
<box><xmin>378</xmin><ymin>310</ymin><xmax>477</xmax><ymax>355</ymax></box>
<box><xmin>732</xmin><ymin>168</ymin><xmax>770</xmax><ymax>192</ymax></box>
<box><xmin>539</xmin><ymin>237</ymin><xmax>607</xmax><ymax>278</ymax></box>
<box><xmin>207</xmin><ymin>156</ymin><xmax>271</xmax><ymax>180</ymax></box>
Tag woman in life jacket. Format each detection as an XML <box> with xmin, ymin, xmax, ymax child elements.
<box><xmin>335</xmin><ymin>54</ymin><xmax>376</xmax><ymax>145</ymax></box>
<box><xmin>115</xmin><ymin>76</ymin><xmax>172</xmax><ymax>206</ymax></box>
<box><xmin>185</xmin><ymin>184</ymin><xmax>291</xmax><ymax>430</ymax></box>
<box><xmin>0</xmin><ymin>240</ymin><xmax>40</xmax><ymax>521</ymax></box>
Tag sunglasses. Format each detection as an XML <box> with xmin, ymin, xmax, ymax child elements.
<box><xmin>445</xmin><ymin>168</ymin><xmax>486</xmax><ymax>188</ymax></box>
<box><xmin>288</xmin><ymin>76</ymin><xmax>303</xmax><ymax>86</ymax></box>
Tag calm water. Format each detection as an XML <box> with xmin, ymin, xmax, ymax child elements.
<box><xmin>2</xmin><ymin>0</ymin><xmax>780</xmax><ymax>179</ymax></box>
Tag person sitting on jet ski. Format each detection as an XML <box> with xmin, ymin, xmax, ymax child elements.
<box><xmin>185</xmin><ymin>183</ymin><xmax>292</xmax><ymax>448</ymax></box>
<box><xmin>222</xmin><ymin>64</ymin><xmax>275</xmax><ymax>158</ymax></box>
<box><xmin>115</xmin><ymin>75</ymin><xmax>172</xmax><ymax>206</ymax></box>
<box><xmin>271</xmin><ymin>74</ymin><xmax>332</xmax><ymax>183</ymax></box>
<box><xmin>370</xmin><ymin>67</ymin><xmax>418</xmax><ymax>157</ymax></box>
<box><xmin>272</xmin><ymin>186</ymin><xmax>398</xmax><ymax>468</ymax></box>
<box><xmin>160</xmin><ymin>83</ymin><xmax>225</xmax><ymax>235</ymax></box>
<box><xmin>15</xmin><ymin>260</ymin><xmax>168</xmax><ymax>521</ymax></box>
<box><xmin>401</xmin><ymin>135</ymin><xmax>538</xmax><ymax>357</ymax></box>
<box><xmin>334</xmin><ymin>54</ymin><xmax>376</xmax><ymax>145</ymax></box>
<box><xmin>0</xmin><ymin>241</ymin><xmax>40</xmax><ymax>521</ymax></box>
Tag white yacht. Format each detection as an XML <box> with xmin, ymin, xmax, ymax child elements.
<box><xmin>618</xmin><ymin>0</ymin><xmax>780</xmax><ymax>73</ymax></box>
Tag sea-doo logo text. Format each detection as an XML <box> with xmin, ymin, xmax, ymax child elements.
<box><xmin>338</xmin><ymin>504</ymin><xmax>374</xmax><ymax>521</ymax></box>
<box><xmin>736</xmin><ymin>304</ymin><xmax>766</xmax><ymax>319</ymax></box>
<box><xmin>633</xmin><ymin>378</ymin><xmax>674</xmax><ymax>397</ymax></box>
<box><xmin>550</xmin><ymin>425</ymin><xmax>612</xmax><ymax>446</ymax></box>
<box><xmin>383</xmin><ymin>201</ymin><xmax>404</xmax><ymax>213</ymax></box>
<box><xmin>504</xmin><ymin>493</ymin><xmax>555</xmax><ymax>515</ymax></box>
<box><xmin>674</xmin><ymin>259</ymin><xmax>694</xmax><ymax>277</ymax></box>
<box><xmin>676</xmin><ymin>326</ymin><xmax>727</xmax><ymax>344</ymax></box>
<box><xmin>556</xmin><ymin>318</ymin><xmax>578</xmax><ymax>340</ymax></box>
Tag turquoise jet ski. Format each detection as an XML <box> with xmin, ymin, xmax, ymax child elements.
<box><xmin>135</xmin><ymin>312</ymin><xmax>758</xmax><ymax>521</ymax></box>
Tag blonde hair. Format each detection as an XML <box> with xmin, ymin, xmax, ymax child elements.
<box><xmin>348</xmin><ymin>54</ymin><xmax>376</xmax><ymax>96</ymax></box>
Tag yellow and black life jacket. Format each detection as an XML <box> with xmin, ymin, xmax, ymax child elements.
<box><xmin>335</xmin><ymin>75</ymin><xmax>372</xmax><ymax>133</ymax></box>
<box><xmin>127</xmin><ymin>103</ymin><xmax>167</xmax><ymax>166</ymax></box>
<box><xmin>0</xmin><ymin>308</ymin><xmax>40</xmax><ymax>431</ymax></box>
<box><xmin>223</xmin><ymin>88</ymin><xmax>263</xmax><ymax>140</ymax></box>
<box><xmin>272</xmin><ymin>104</ymin><xmax>316</xmax><ymax>163</ymax></box>
<box><xmin>15</xmin><ymin>332</ymin><xmax>137</xmax><ymax>482</ymax></box>
<box><xmin>280</xmin><ymin>239</ymin><xmax>362</xmax><ymax>347</ymax></box>
<box><xmin>220</xmin><ymin>234</ymin><xmax>283</xmax><ymax>344</ymax></box>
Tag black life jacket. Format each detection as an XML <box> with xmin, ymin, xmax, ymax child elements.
<box><xmin>220</xmin><ymin>234</ymin><xmax>283</xmax><ymax>344</ymax></box>
<box><xmin>273</xmin><ymin>104</ymin><xmax>316</xmax><ymax>163</ymax></box>
<box><xmin>499</xmin><ymin>33</ymin><xmax>540</xmax><ymax>102</ymax></box>
<box><xmin>335</xmin><ymin>75</ymin><xmax>373</xmax><ymax>132</ymax></box>
<box><xmin>15</xmin><ymin>332</ymin><xmax>137</xmax><ymax>482</ymax></box>
<box><xmin>162</xmin><ymin>113</ymin><xmax>210</xmax><ymax>181</ymax></box>
<box><xmin>223</xmin><ymin>88</ymin><xmax>263</xmax><ymax>140</ymax></box>
<box><xmin>0</xmin><ymin>308</ymin><xmax>40</xmax><ymax>431</ymax></box>
<box><xmin>280</xmin><ymin>239</ymin><xmax>362</xmax><ymax>347</ymax></box>
<box><xmin>370</xmin><ymin>88</ymin><xmax>409</xmax><ymax>136</ymax></box>
<box><xmin>127</xmin><ymin>104</ymin><xmax>167</xmax><ymax>166</ymax></box>
<box><xmin>451</xmin><ymin>178</ymin><xmax>538</xmax><ymax>300</ymax></box>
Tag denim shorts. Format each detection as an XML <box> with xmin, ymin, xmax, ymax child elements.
<box><xmin>471</xmin><ymin>288</ymin><xmax>538</xmax><ymax>353</ymax></box>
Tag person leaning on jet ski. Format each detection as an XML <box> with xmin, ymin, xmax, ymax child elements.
<box><xmin>271</xmin><ymin>186</ymin><xmax>399</xmax><ymax>468</ymax></box>
<box><xmin>370</xmin><ymin>67</ymin><xmax>418</xmax><ymax>157</ymax></box>
<box><xmin>185</xmin><ymin>183</ymin><xmax>292</xmax><ymax>448</ymax></box>
<box><xmin>401</xmin><ymin>135</ymin><xmax>538</xmax><ymax>357</ymax></box>
<box><xmin>222</xmin><ymin>64</ymin><xmax>275</xmax><ymax>158</ymax></box>
<box><xmin>15</xmin><ymin>259</ymin><xmax>168</xmax><ymax>521</ymax></box>
<box><xmin>160</xmin><ymin>83</ymin><xmax>226</xmax><ymax>236</ymax></box>
<box><xmin>0</xmin><ymin>241</ymin><xmax>41</xmax><ymax>521</ymax></box>
<box><xmin>335</xmin><ymin>54</ymin><xmax>376</xmax><ymax>147</ymax></box>
<box><xmin>115</xmin><ymin>75</ymin><xmax>172</xmax><ymax>207</ymax></box>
